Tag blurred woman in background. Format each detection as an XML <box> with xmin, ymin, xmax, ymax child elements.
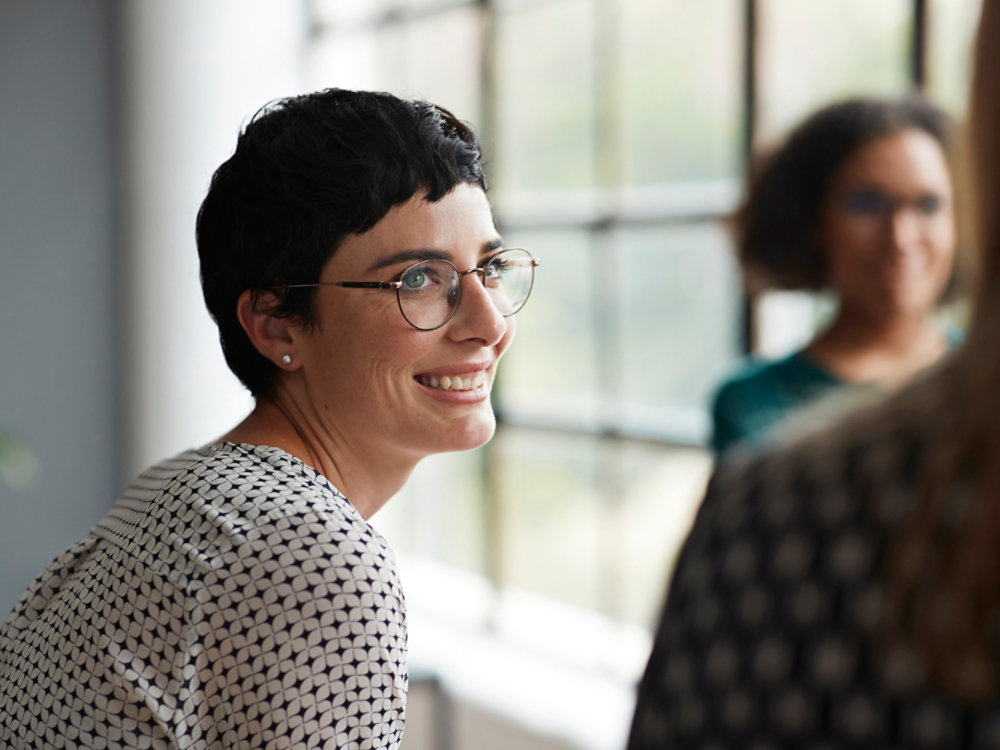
<box><xmin>712</xmin><ymin>96</ymin><xmax>959</xmax><ymax>457</ymax></box>
<box><xmin>628</xmin><ymin>2</ymin><xmax>1000</xmax><ymax>746</ymax></box>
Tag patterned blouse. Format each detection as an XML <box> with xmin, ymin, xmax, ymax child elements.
<box><xmin>629</xmin><ymin>364</ymin><xmax>1000</xmax><ymax>749</ymax></box>
<box><xmin>0</xmin><ymin>442</ymin><xmax>407</xmax><ymax>749</ymax></box>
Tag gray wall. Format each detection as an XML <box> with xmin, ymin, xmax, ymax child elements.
<box><xmin>0</xmin><ymin>0</ymin><xmax>120</xmax><ymax>614</ymax></box>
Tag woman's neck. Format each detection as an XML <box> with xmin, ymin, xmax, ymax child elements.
<box><xmin>217</xmin><ymin>396</ymin><xmax>414</xmax><ymax>519</ymax></box>
<box><xmin>806</xmin><ymin>305</ymin><xmax>948</xmax><ymax>387</ymax></box>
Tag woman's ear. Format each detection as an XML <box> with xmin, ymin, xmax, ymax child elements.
<box><xmin>236</xmin><ymin>289</ymin><xmax>300</xmax><ymax>370</ymax></box>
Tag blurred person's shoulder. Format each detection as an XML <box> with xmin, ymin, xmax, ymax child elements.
<box><xmin>709</xmin><ymin>356</ymin><xmax>956</xmax><ymax>525</ymax></box>
<box><xmin>711</xmin><ymin>350</ymin><xmax>842</xmax><ymax>454</ymax></box>
<box><xmin>716</xmin><ymin>350</ymin><xmax>839</xmax><ymax>396</ymax></box>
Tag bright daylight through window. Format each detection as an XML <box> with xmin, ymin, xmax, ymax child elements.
<box><xmin>306</xmin><ymin>0</ymin><xmax>980</xmax><ymax>744</ymax></box>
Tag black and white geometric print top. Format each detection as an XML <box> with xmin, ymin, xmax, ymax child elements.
<box><xmin>627</xmin><ymin>364</ymin><xmax>1000</xmax><ymax>750</ymax></box>
<box><xmin>0</xmin><ymin>442</ymin><xmax>407</xmax><ymax>750</ymax></box>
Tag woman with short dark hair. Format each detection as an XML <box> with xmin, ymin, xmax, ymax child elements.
<box><xmin>712</xmin><ymin>96</ymin><xmax>957</xmax><ymax>457</ymax></box>
<box><xmin>0</xmin><ymin>88</ymin><xmax>539</xmax><ymax>749</ymax></box>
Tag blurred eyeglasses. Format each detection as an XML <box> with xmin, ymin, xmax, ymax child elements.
<box><xmin>837</xmin><ymin>188</ymin><xmax>949</xmax><ymax>226</ymax></box>
<box><xmin>283</xmin><ymin>247</ymin><xmax>540</xmax><ymax>331</ymax></box>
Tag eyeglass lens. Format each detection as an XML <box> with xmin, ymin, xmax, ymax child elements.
<box><xmin>397</xmin><ymin>248</ymin><xmax>535</xmax><ymax>330</ymax></box>
<box><xmin>839</xmin><ymin>189</ymin><xmax>945</xmax><ymax>221</ymax></box>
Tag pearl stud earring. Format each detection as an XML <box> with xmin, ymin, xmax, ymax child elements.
<box><xmin>281</xmin><ymin>354</ymin><xmax>292</xmax><ymax>364</ymax></box>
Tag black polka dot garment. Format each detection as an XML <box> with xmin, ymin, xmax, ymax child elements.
<box><xmin>628</xmin><ymin>372</ymin><xmax>1000</xmax><ymax>750</ymax></box>
<box><xmin>0</xmin><ymin>442</ymin><xmax>407</xmax><ymax>749</ymax></box>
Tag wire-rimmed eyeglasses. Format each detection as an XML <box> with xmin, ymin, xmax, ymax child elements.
<box><xmin>281</xmin><ymin>247</ymin><xmax>540</xmax><ymax>331</ymax></box>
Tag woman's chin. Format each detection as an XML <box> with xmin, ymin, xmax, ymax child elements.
<box><xmin>435</xmin><ymin>413</ymin><xmax>497</xmax><ymax>454</ymax></box>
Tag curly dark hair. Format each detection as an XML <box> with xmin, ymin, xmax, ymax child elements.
<box><xmin>196</xmin><ymin>88</ymin><xmax>487</xmax><ymax>396</ymax></box>
<box><xmin>734</xmin><ymin>96</ymin><xmax>952</xmax><ymax>291</ymax></box>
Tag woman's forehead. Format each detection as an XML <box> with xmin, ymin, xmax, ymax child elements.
<box><xmin>836</xmin><ymin>130</ymin><xmax>950</xmax><ymax>184</ymax></box>
<box><xmin>328</xmin><ymin>185</ymin><xmax>500</xmax><ymax>273</ymax></box>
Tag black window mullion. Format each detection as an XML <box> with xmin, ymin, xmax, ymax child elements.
<box><xmin>481</xmin><ymin>0</ymin><xmax>506</xmax><ymax>600</ymax></box>
<box><xmin>740</xmin><ymin>0</ymin><xmax>758</xmax><ymax>356</ymax></box>
<box><xmin>911</xmin><ymin>0</ymin><xmax>928</xmax><ymax>89</ymax></box>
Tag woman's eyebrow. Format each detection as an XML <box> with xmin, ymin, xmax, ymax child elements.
<box><xmin>367</xmin><ymin>238</ymin><xmax>505</xmax><ymax>273</ymax></box>
<box><xmin>367</xmin><ymin>248</ymin><xmax>451</xmax><ymax>273</ymax></box>
<box><xmin>481</xmin><ymin>238</ymin><xmax>504</xmax><ymax>257</ymax></box>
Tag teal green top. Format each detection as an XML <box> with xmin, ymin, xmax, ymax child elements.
<box><xmin>710</xmin><ymin>350</ymin><xmax>843</xmax><ymax>457</ymax></box>
<box><xmin>711</xmin><ymin>328</ymin><xmax>964</xmax><ymax>457</ymax></box>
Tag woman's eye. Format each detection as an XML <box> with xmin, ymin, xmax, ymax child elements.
<box><xmin>916</xmin><ymin>195</ymin><xmax>943</xmax><ymax>215</ymax></box>
<box><xmin>402</xmin><ymin>267</ymin><xmax>431</xmax><ymax>290</ymax></box>
<box><xmin>842</xmin><ymin>190</ymin><xmax>893</xmax><ymax>216</ymax></box>
<box><xmin>401</xmin><ymin>262</ymin><xmax>450</xmax><ymax>291</ymax></box>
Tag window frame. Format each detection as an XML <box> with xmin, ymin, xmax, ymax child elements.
<box><xmin>309</xmin><ymin>0</ymin><xmax>954</xmax><ymax>624</ymax></box>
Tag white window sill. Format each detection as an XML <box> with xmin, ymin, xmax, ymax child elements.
<box><xmin>399</xmin><ymin>557</ymin><xmax>649</xmax><ymax>750</ymax></box>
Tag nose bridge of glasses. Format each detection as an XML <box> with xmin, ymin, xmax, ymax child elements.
<box><xmin>458</xmin><ymin>266</ymin><xmax>487</xmax><ymax>279</ymax></box>
<box><xmin>879</xmin><ymin>196</ymin><xmax>933</xmax><ymax>225</ymax></box>
<box><xmin>438</xmin><ymin>251</ymin><xmax>535</xmax><ymax>299</ymax></box>
<box><xmin>455</xmin><ymin>266</ymin><xmax>497</xmax><ymax>308</ymax></box>
<box><xmin>455</xmin><ymin>265</ymin><xmax>494</xmax><ymax>298</ymax></box>
<box><xmin>450</xmin><ymin>262</ymin><xmax>520</xmax><ymax>320</ymax></box>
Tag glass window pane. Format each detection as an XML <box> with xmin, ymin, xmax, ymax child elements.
<box><xmin>308</xmin><ymin>29</ymin><xmax>383</xmax><ymax>91</ymax></box>
<box><xmin>491</xmin><ymin>431</ymin><xmax>712</xmax><ymax>624</ymax></box>
<box><xmin>618</xmin><ymin>222</ymin><xmax>742</xmax><ymax>441</ymax></box>
<box><xmin>494</xmin><ymin>0</ymin><xmax>597</xmax><ymax>193</ymax></box>
<box><xmin>399</xmin><ymin>0</ymin><xmax>470</xmax><ymax>9</ymax></box>
<box><xmin>927</xmin><ymin>0</ymin><xmax>981</xmax><ymax>116</ymax></box>
<box><xmin>759</xmin><ymin>0</ymin><xmax>912</xmax><ymax>138</ymax></box>
<box><xmin>308</xmin><ymin>7</ymin><xmax>480</xmax><ymax>122</ymax></box>
<box><xmin>396</xmin><ymin>7</ymin><xmax>482</xmax><ymax>122</ymax></box>
<box><xmin>498</xmin><ymin>229</ymin><xmax>600</xmax><ymax>427</ymax></box>
<box><xmin>621</xmin><ymin>0</ymin><xmax>742</xmax><ymax>184</ymax></box>
<box><xmin>311</xmin><ymin>0</ymin><xmax>389</xmax><ymax>25</ymax></box>
<box><xmin>618</xmin><ymin>442</ymin><xmax>711</xmax><ymax>625</ymax></box>
<box><xmin>754</xmin><ymin>290</ymin><xmax>836</xmax><ymax>359</ymax></box>
<box><xmin>493</xmin><ymin>428</ymin><xmax>603</xmax><ymax>611</ymax></box>
<box><xmin>311</xmin><ymin>0</ymin><xmax>474</xmax><ymax>23</ymax></box>
<box><xmin>375</xmin><ymin>448</ymin><xmax>488</xmax><ymax>575</ymax></box>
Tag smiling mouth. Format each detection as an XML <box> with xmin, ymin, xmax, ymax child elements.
<box><xmin>416</xmin><ymin>371</ymin><xmax>487</xmax><ymax>392</ymax></box>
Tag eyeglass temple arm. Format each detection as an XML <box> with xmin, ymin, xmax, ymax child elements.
<box><xmin>282</xmin><ymin>281</ymin><xmax>402</xmax><ymax>290</ymax></box>
<box><xmin>280</xmin><ymin>257</ymin><xmax>538</xmax><ymax>290</ymax></box>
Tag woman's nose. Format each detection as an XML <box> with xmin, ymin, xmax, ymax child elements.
<box><xmin>888</xmin><ymin>206</ymin><xmax>924</xmax><ymax>249</ymax></box>
<box><xmin>448</xmin><ymin>271</ymin><xmax>509</xmax><ymax>345</ymax></box>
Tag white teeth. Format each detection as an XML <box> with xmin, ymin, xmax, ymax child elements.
<box><xmin>418</xmin><ymin>372</ymin><xmax>486</xmax><ymax>392</ymax></box>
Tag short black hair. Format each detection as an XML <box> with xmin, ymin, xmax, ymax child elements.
<box><xmin>196</xmin><ymin>88</ymin><xmax>487</xmax><ymax>396</ymax></box>
<box><xmin>734</xmin><ymin>95</ymin><xmax>952</xmax><ymax>290</ymax></box>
